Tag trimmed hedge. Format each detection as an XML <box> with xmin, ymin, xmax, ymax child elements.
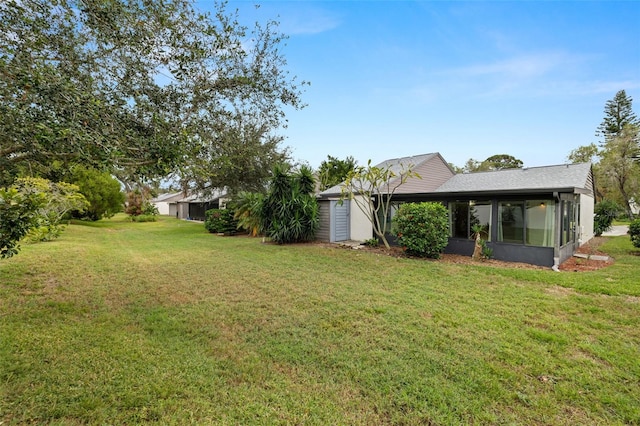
<box><xmin>392</xmin><ymin>202</ymin><xmax>449</xmax><ymax>258</ymax></box>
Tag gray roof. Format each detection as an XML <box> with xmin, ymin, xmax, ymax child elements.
<box><xmin>320</xmin><ymin>153</ymin><xmax>439</xmax><ymax>197</ymax></box>
<box><xmin>173</xmin><ymin>188</ymin><xmax>228</xmax><ymax>204</ymax></box>
<box><xmin>434</xmin><ymin>162</ymin><xmax>593</xmax><ymax>195</ymax></box>
<box><xmin>151</xmin><ymin>192</ymin><xmax>183</xmax><ymax>203</ymax></box>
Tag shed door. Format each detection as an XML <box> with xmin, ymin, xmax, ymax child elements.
<box><xmin>333</xmin><ymin>201</ymin><xmax>350</xmax><ymax>242</ymax></box>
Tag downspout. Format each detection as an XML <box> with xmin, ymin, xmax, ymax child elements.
<box><xmin>551</xmin><ymin>191</ymin><xmax>561</xmax><ymax>272</ymax></box>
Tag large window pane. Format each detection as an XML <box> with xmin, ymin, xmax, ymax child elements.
<box><xmin>526</xmin><ymin>200</ymin><xmax>555</xmax><ymax>247</ymax></box>
<box><xmin>449</xmin><ymin>202</ymin><xmax>469</xmax><ymax>238</ymax></box>
<box><xmin>561</xmin><ymin>200</ymin><xmax>575</xmax><ymax>246</ymax></box>
<box><xmin>498</xmin><ymin>202</ymin><xmax>524</xmax><ymax>243</ymax></box>
<box><xmin>470</xmin><ymin>201</ymin><xmax>491</xmax><ymax>241</ymax></box>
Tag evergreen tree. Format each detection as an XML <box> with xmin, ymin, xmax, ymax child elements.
<box><xmin>597</xmin><ymin>90</ymin><xmax>640</xmax><ymax>143</ymax></box>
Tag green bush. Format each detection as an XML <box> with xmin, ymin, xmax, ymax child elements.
<box><xmin>130</xmin><ymin>214</ymin><xmax>158</xmax><ymax>223</ymax></box>
<box><xmin>629</xmin><ymin>218</ymin><xmax>640</xmax><ymax>248</ymax></box>
<box><xmin>205</xmin><ymin>209</ymin><xmax>237</xmax><ymax>234</ymax></box>
<box><xmin>0</xmin><ymin>188</ymin><xmax>45</xmax><ymax>258</ymax></box>
<box><xmin>594</xmin><ymin>200</ymin><xmax>622</xmax><ymax>236</ymax></box>
<box><xmin>392</xmin><ymin>202</ymin><xmax>449</xmax><ymax>258</ymax></box>
<box><xmin>260</xmin><ymin>164</ymin><xmax>319</xmax><ymax>244</ymax></box>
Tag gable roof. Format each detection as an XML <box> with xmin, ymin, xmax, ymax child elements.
<box><xmin>434</xmin><ymin>162</ymin><xmax>594</xmax><ymax>196</ymax></box>
<box><xmin>151</xmin><ymin>192</ymin><xmax>184</xmax><ymax>203</ymax></box>
<box><xmin>320</xmin><ymin>152</ymin><xmax>454</xmax><ymax>197</ymax></box>
<box><xmin>177</xmin><ymin>187</ymin><xmax>228</xmax><ymax>203</ymax></box>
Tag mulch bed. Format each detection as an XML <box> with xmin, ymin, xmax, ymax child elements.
<box><xmin>557</xmin><ymin>237</ymin><xmax>614</xmax><ymax>272</ymax></box>
<box><xmin>329</xmin><ymin>237</ymin><xmax>614</xmax><ymax>272</ymax></box>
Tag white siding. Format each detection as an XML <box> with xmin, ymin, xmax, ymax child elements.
<box><xmin>350</xmin><ymin>194</ymin><xmax>373</xmax><ymax>241</ymax></box>
<box><xmin>579</xmin><ymin>193</ymin><xmax>595</xmax><ymax>245</ymax></box>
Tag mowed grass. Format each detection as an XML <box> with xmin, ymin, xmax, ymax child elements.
<box><xmin>1</xmin><ymin>216</ymin><xmax>639</xmax><ymax>425</ymax></box>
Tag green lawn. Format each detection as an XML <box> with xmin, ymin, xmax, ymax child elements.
<box><xmin>1</xmin><ymin>215</ymin><xmax>639</xmax><ymax>425</ymax></box>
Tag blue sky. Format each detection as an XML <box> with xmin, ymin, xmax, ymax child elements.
<box><xmin>200</xmin><ymin>1</ymin><xmax>639</xmax><ymax>170</ymax></box>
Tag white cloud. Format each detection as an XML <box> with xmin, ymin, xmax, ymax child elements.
<box><xmin>449</xmin><ymin>52</ymin><xmax>582</xmax><ymax>80</ymax></box>
<box><xmin>276</xmin><ymin>6</ymin><xmax>341</xmax><ymax>35</ymax></box>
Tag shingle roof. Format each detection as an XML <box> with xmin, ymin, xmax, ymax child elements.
<box><xmin>175</xmin><ymin>188</ymin><xmax>228</xmax><ymax>203</ymax></box>
<box><xmin>435</xmin><ymin>162</ymin><xmax>593</xmax><ymax>195</ymax></box>
<box><xmin>151</xmin><ymin>192</ymin><xmax>183</xmax><ymax>203</ymax></box>
<box><xmin>319</xmin><ymin>153</ymin><xmax>439</xmax><ymax>196</ymax></box>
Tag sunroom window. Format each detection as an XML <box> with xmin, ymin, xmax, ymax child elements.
<box><xmin>526</xmin><ymin>200</ymin><xmax>555</xmax><ymax>247</ymax></box>
<box><xmin>449</xmin><ymin>201</ymin><xmax>491</xmax><ymax>240</ymax></box>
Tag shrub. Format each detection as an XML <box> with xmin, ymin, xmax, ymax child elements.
<box><xmin>392</xmin><ymin>202</ymin><xmax>449</xmax><ymax>258</ymax></box>
<box><xmin>0</xmin><ymin>188</ymin><xmax>45</xmax><ymax>258</ymax></box>
<box><xmin>205</xmin><ymin>209</ymin><xmax>237</xmax><ymax>234</ymax></box>
<box><xmin>231</xmin><ymin>192</ymin><xmax>264</xmax><ymax>236</ymax></box>
<box><xmin>130</xmin><ymin>214</ymin><xmax>158</xmax><ymax>223</ymax></box>
<box><xmin>363</xmin><ymin>238</ymin><xmax>379</xmax><ymax>247</ymax></box>
<box><xmin>260</xmin><ymin>164</ymin><xmax>319</xmax><ymax>244</ymax></box>
<box><xmin>629</xmin><ymin>218</ymin><xmax>640</xmax><ymax>248</ymax></box>
<box><xmin>594</xmin><ymin>200</ymin><xmax>622</xmax><ymax>236</ymax></box>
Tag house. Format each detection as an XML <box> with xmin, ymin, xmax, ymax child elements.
<box><xmin>317</xmin><ymin>153</ymin><xmax>596</xmax><ymax>268</ymax></box>
<box><xmin>317</xmin><ymin>153</ymin><xmax>455</xmax><ymax>243</ymax></box>
<box><xmin>167</xmin><ymin>188</ymin><xmax>228</xmax><ymax>221</ymax></box>
<box><xmin>150</xmin><ymin>192</ymin><xmax>184</xmax><ymax>215</ymax></box>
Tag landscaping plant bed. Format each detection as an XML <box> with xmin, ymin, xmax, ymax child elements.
<box><xmin>330</xmin><ymin>237</ymin><xmax>615</xmax><ymax>271</ymax></box>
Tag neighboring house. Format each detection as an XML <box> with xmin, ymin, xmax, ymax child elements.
<box><xmin>167</xmin><ymin>188</ymin><xmax>228</xmax><ymax>221</ymax></box>
<box><xmin>151</xmin><ymin>192</ymin><xmax>184</xmax><ymax>215</ymax></box>
<box><xmin>318</xmin><ymin>153</ymin><xmax>596</xmax><ymax>268</ymax></box>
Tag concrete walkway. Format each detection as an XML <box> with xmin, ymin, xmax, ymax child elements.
<box><xmin>602</xmin><ymin>225</ymin><xmax>629</xmax><ymax>237</ymax></box>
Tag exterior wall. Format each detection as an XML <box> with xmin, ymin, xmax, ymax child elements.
<box><xmin>350</xmin><ymin>195</ymin><xmax>373</xmax><ymax>241</ymax></box>
<box><xmin>578</xmin><ymin>193</ymin><xmax>595</xmax><ymax>245</ymax></box>
<box><xmin>316</xmin><ymin>200</ymin><xmax>331</xmax><ymax>242</ymax></box>
<box><xmin>154</xmin><ymin>202</ymin><xmax>171</xmax><ymax>215</ymax></box>
<box><xmin>394</xmin><ymin>154</ymin><xmax>455</xmax><ymax>195</ymax></box>
<box><xmin>177</xmin><ymin>203</ymin><xmax>189</xmax><ymax>220</ymax></box>
<box><xmin>169</xmin><ymin>203</ymin><xmax>178</xmax><ymax>218</ymax></box>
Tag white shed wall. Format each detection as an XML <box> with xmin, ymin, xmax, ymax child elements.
<box><xmin>350</xmin><ymin>195</ymin><xmax>373</xmax><ymax>241</ymax></box>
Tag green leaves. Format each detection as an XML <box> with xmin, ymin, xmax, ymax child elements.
<box><xmin>1</xmin><ymin>0</ymin><xmax>305</xmax><ymax>187</ymax></box>
<box><xmin>260</xmin><ymin>166</ymin><xmax>319</xmax><ymax>244</ymax></box>
<box><xmin>0</xmin><ymin>188</ymin><xmax>45</xmax><ymax>258</ymax></box>
<box><xmin>392</xmin><ymin>202</ymin><xmax>449</xmax><ymax>259</ymax></box>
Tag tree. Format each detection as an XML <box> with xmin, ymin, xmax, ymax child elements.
<box><xmin>462</xmin><ymin>154</ymin><xmax>523</xmax><ymax>173</ymax></box>
<box><xmin>340</xmin><ymin>160</ymin><xmax>419</xmax><ymax>249</ymax></box>
<box><xmin>260</xmin><ymin>164</ymin><xmax>319</xmax><ymax>244</ymax></box>
<box><xmin>597</xmin><ymin>90</ymin><xmax>639</xmax><ymax>143</ymax></box>
<box><xmin>69</xmin><ymin>167</ymin><xmax>125</xmax><ymax>221</ymax></box>
<box><xmin>567</xmin><ymin>143</ymin><xmax>600</xmax><ymax>164</ymax></box>
<box><xmin>179</xmin><ymin>118</ymin><xmax>290</xmax><ymax>196</ymax></box>
<box><xmin>13</xmin><ymin>177</ymin><xmax>89</xmax><ymax>242</ymax></box>
<box><xmin>0</xmin><ymin>0</ymin><xmax>306</xmax><ymax>187</ymax></box>
<box><xmin>318</xmin><ymin>155</ymin><xmax>357</xmax><ymax>191</ymax></box>
<box><xmin>599</xmin><ymin>124</ymin><xmax>640</xmax><ymax>219</ymax></box>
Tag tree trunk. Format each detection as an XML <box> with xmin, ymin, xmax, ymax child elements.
<box><xmin>472</xmin><ymin>232</ymin><xmax>483</xmax><ymax>260</ymax></box>
<box><xmin>618</xmin><ymin>179</ymin><xmax>634</xmax><ymax>219</ymax></box>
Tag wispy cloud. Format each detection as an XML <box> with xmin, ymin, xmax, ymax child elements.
<box><xmin>449</xmin><ymin>51</ymin><xmax>584</xmax><ymax>80</ymax></box>
<box><xmin>276</xmin><ymin>5</ymin><xmax>341</xmax><ymax>35</ymax></box>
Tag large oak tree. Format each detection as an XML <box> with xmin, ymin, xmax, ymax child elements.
<box><xmin>0</xmin><ymin>0</ymin><xmax>305</xmax><ymax>188</ymax></box>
